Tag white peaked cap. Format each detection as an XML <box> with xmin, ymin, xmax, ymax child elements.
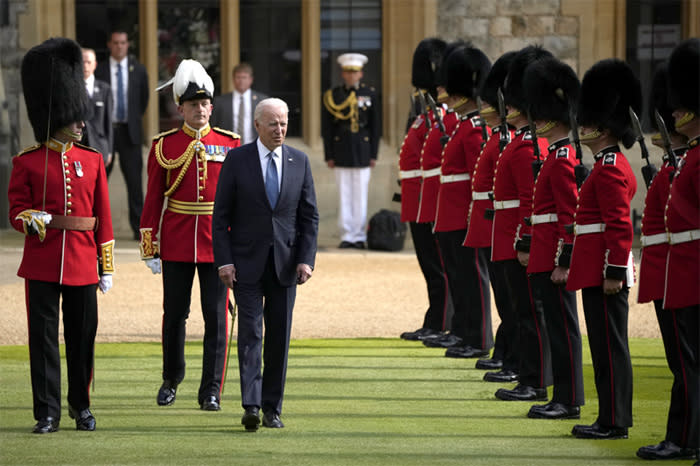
<box><xmin>337</xmin><ymin>53</ymin><xmax>368</xmax><ymax>71</ymax></box>
<box><xmin>156</xmin><ymin>59</ymin><xmax>214</xmax><ymax>105</ymax></box>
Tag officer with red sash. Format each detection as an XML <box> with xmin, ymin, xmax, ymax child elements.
<box><xmin>568</xmin><ymin>59</ymin><xmax>640</xmax><ymax>440</ymax></box>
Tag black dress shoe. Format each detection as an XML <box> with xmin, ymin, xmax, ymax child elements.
<box><xmin>354</xmin><ymin>241</ymin><xmax>366</xmax><ymax>249</ymax></box>
<box><xmin>68</xmin><ymin>406</ymin><xmax>96</xmax><ymax>431</ymax></box>
<box><xmin>475</xmin><ymin>357</ymin><xmax>503</xmax><ymax>370</ymax></box>
<box><xmin>483</xmin><ymin>369</ymin><xmax>518</xmax><ymax>383</ymax></box>
<box><xmin>262</xmin><ymin>411</ymin><xmax>284</xmax><ymax>428</ymax></box>
<box><xmin>200</xmin><ymin>396</ymin><xmax>221</xmax><ymax>411</ymax></box>
<box><xmin>423</xmin><ymin>333</ymin><xmax>463</xmax><ymax>348</ymax></box>
<box><xmin>32</xmin><ymin>417</ymin><xmax>59</xmax><ymax>434</ymax></box>
<box><xmin>445</xmin><ymin>345</ymin><xmax>490</xmax><ymax>359</ymax></box>
<box><xmin>157</xmin><ymin>380</ymin><xmax>178</xmax><ymax>406</ymax></box>
<box><xmin>636</xmin><ymin>440</ymin><xmax>699</xmax><ymax>460</ymax></box>
<box><xmin>495</xmin><ymin>384</ymin><xmax>547</xmax><ymax>401</ymax></box>
<box><xmin>528</xmin><ymin>402</ymin><xmax>580</xmax><ymax>419</ymax></box>
<box><xmin>572</xmin><ymin>422</ymin><xmax>628</xmax><ymax>439</ymax></box>
<box><xmin>241</xmin><ymin>406</ymin><xmax>260</xmax><ymax>431</ymax></box>
<box><xmin>338</xmin><ymin>241</ymin><xmax>354</xmax><ymax>249</ymax></box>
<box><xmin>400</xmin><ymin>327</ymin><xmax>440</xmax><ymax>341</ymax></box>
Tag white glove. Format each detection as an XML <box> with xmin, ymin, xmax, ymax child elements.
<box><xmin>98</xmin><ymin>275</ymin><xmax>113</xmax><ymax>294</ymax></box>
<box><xmin>16</xmin><ymin>210</ymin><xmax>52</xmax><ymax>241</ymax></box>
<box><xmin>145</xmin><ymin>258</ymin><xmax>162</xmax><ymax>274</ymax></box>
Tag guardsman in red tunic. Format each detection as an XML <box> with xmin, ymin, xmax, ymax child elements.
<box><xmin>430</xmin><ymin>44</ymin><xmax>494</xmax><ymax>357</ymax></box>
<box><xmin>490</xmin><ymin>46</ymin><xmax>552</xmax><ymax>402</ymax></box>
<box><xmin>9</xmin><ymin>38</ymin><xmax>114</xmax><ymax>434</ymax></box>
<box><xmin>140</xmin><ymin>60</ymin><xmax>241</xmax><ymax>411</ymax></box>
<box><xmin>636</xmin><ymin>39</ymin><xmax>700</xmax><ymax>461</ymax></box>
<box><xmin>521</xmin><ymin>57</ymin><xmax>584</xmax><ymax>420</ymax></box>
<box><xmin>398</xmin><ymin>38</ymin><xmax>451</xmax><ymax>342</ymax></box>
<box><xmin>568</xmin><ymin>59</ymin><xmax>640</xmax><ymax>440</ymax></box>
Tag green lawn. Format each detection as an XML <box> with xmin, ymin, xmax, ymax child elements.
<box><xmin>0</xmin><ymin>338</ymin><xmax>677</xmax><ymax>465</ymax></box>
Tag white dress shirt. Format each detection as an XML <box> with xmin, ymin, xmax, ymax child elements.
<box><xmin>233</xmin><ymin>89</ymin><xmax>254</xmax><ymax>144</ymax></box>
<box><xmin>85</xmin><ymin>74</ymin><xmax>95</xmax><ymax>98</ymax></box>
<box><xmin>257</xmin><ymin>138</ymin><xmax>282</xmax><ymax>192</ymax></box>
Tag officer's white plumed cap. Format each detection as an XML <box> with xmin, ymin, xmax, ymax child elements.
<box><xmin>337</xmin><ymin>53</ymin><xmax>368</xmax><ymax>71</ymax></box>
<box><xmin>156</xmin><ymin>59</ymin><xmax>214</xmax><ymax>105</ymax></box>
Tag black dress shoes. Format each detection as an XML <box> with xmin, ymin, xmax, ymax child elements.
<box><xmin>422</xmin><ymin>333</ymin><xmax>463</xmax><ymax>348</ymax></box>
<box><xmin>354</xmin><ymin>241</ymin><xmax>366</xmax><ymax>249</ymax></box>
<box><xmin>33</xmin><ymin>417</ymin><xmax>59</xmax><ymax>434</ymax></box>
<box><xmin>528</xmin><ymin>402</ymin><xmax>580</xmax><ymax>419</ymax></box>
<box><xmin>483</xmin><ymin>369</ymin><xmax>518</xmax><ymax>383</ymax></box>
<box><xmin>475</xmin><ymin>357</ymin><xmax>503</xmax><ymax>370</ymax></box>
<box><xmin>572</xmin><ymin>422</ymin><xmax>628</xmax><ymax>439</ymax></box>
<box><xmin>241</xmin><ymin>406</ymin><xmax>260</xmax><ymax>431</ymax></box>
<box><xmin>200</xmin><ymin>396</ymin><xmax>221</xmax><ymax>411</ymax></box>
<box><xmin>338</xmin><ymin>241</ymin><xmax>354</xmax><ymax>249</ymax></box>
<box><xmin>445</xmin><ymin>345</ymin><xmax>490</xmax><ymax>359</ymax></box>
<box><xmin>68</xmin><ymin>406</ymin><xmax>96</xmax><ymax>431</ymax></box>
<box><xmin>400</xmin><ymin>327</ymin><xmax>440</xmax><ymax>341</ymax></box>
<box><xmin>157</xmin><ymin>380</ymin><xmax>178</xmax><ymax>406</ymax></box>
<box><xmin>495</xmin><ymin>384</ymin><xmax>547</xmax><ymax>401</ymax></box>
<box><xmin>636</xmin><ymin>440</ymin><xmax>699</xmax><ymax>460</ymax></box>
<box><xmin>262</xmin><ymin>411</ymin><xmax>284</xmax><ymax>428</ymax></box>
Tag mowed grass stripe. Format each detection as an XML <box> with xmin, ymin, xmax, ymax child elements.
<box><xmin>0</xmin><ymin>338</ymin><xmax>670</xmax><ymax>465</ymax></box>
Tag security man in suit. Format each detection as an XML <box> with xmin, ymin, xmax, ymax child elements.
<box><xmin>81</xmin><ymin>47</ymin><xmax>113</xmax><ymax>169</ymax></box>
<box><xmin>139</xmin><ymin>59</ymin><xmax>241</xmax><ymax>411</ymax></box>
<box><xmin>568</xmin><ymin>59</ymin><xmax>641</xmax><ymax>440</ymax></box>
<box><xmin>322</xmin><ymin>53</ymin><xmax>380</xmax><ymax>249</ymax></box>
<box><xmin>9</xmin><ymin>37</ymin><xmax>114</xmax><ymax>433</ymax></box>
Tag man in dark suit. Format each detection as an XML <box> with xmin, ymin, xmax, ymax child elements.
<box><xmin>81</xmin><ymin>48</ymin><xmax>113</xmax><ymax>169</ymax></box>
<box><xmin>95</xmin><ymin>28</ymin><xmax>149</xmax><ymax>240</ymax></box>
<box><xmin>213</xmin><ymin>98</ymin><xmax>319</xmax><ymax>431</ymax></box>
<box><xmin>211</xmin><ymin>62</ymin><xmax>267</xmax><ymax>144</ymax></box>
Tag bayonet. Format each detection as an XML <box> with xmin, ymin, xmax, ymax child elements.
<box><xmin>417</xmin><ymin>90</ymin><xmax>430</xmax><ymax>130</ymax></box>
<box><xmin>654</xmin><ymin>109</ymin><xmax>677</xmax><ymax>170</ymax></box>
<box><xmin>426</xmin><ymin>92</ymin><xmax>449</xmax><ymax>146</ymax></box>
<box><xmin>497</xmin><ymin>88</ymin><xmax>509</xmax><ymax>152</ymax></box>
<box><xmin>629</xmin><ymin>106</ymin><xmax>657</xmax><ymax>188</ymax></box>
<box><xmin>527</xmin><ymin>109</ymin><xmax>542</xmax><ymax>181</ymax></box>
<box><xmin>408</xmin><ymin>92</ymin><xmax>417</xmax><ymax>122</ymax></box>
<box><xmin>568</xmin><ymin>105</ymin><xmax>589</xmax><ymax>188</ymax></box>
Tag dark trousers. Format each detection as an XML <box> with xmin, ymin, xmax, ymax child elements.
<box><xmin>436</xmin><ymin>230</ymin><xmax>493</xmax><ymax>349</ymax></box>
<box><xmin>489</xmin><ymin>259</ymin><xmax>518</xmax><ymax>370</ymax></box>
<box><xmin>582</xmin><ymin>286</ymin><xmax>633</xmax><ymax>428</ymax></box>
<box><xmin>233</xmin><ymin>249</ymin><xmax>296</xmax><ymax>415</ymax></box>
<box><xmin>110</xmin><ymin>124</ymin><xmax>143</xmax><ymax>237</ymax></box>
<box><xmin>26</xmin><ymin>280</ymin><xmax>97</xmax><ymax>421</ymax></box>
<box><xmin>655</xmin><ymin>301</ymin><xmax>699</xmax><ymax>448</ymax></box>
<box><xmin>409</xmin><ymin>221</ymin><xmax>450</xmax><ymax>331</ymax></box>
<box><xmin>503</xmin><ymin>259</ymin><xmax>551</xmax><ymax>388</ymax></box>
<box><xmin>530</xmin><ymin>272</ymin><xmax>584</xmax><ymax>406</ymax></box>
<box><xmin>161</xmin><ymin>261</ymin><xmax>229</xmax><ymax>403</ymax></box>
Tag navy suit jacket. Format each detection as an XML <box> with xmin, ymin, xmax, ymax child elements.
<box><xmin>212</xmin><ymin>141</ymin><xmax>319</xmax><ymax>287</ymax></box>
<box><xmin>211</xmin><ymin>90</ymin><xmax>267</xmax><ymax>142</ymax></box>
<box><xmin>83</xmin><ymin>78</ymin><xmax>113</xmax><ymax>165</ymax></box>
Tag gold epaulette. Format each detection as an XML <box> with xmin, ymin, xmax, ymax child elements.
<box><xmin>74</xmin><ymin>142</ymin><xmax>101</xmax><ymax>153</ymax></box>
<box><xmin>151</xmin><ymin>128</ymin><xmax>179</xmax><ymax>141</ymax></box>
<box><xmin>14</xmin><ymin>144</ymin><xmax>42</xmax><ymax>157</ymax></box>
<box><xmin>212</xmin><ymin>127</ymin><xmax>240</xmax><ymax>139</ymax></box>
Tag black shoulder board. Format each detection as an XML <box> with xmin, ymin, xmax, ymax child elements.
<box><xmin>152</xmin><ymin>128</ymin><xmax>179</xmax><ymax>140</ymax></box>
<box><xmin>523</xmin><ymin>131</ymin><xmax>533</xmax><ymax>141</ymax></box>
<box><xmin>74</xmin><ymin>142</ymin><xmax>101</xmax><ymax>153</ymax></box>
<box><xmin>212</xmin><ymin>127</ymin><xmax>240</xmax><ymax>139</ymax></box>
<box><xmin>603</xmin><ymin>153</ymin><xmax>616</xmax><ymax>166</ymax></box>
<box><xmin>15</xmin><ymin>143</ymin><xmax>42</xmax><ymax>157</ymax></box>
<box><xmin>556</xmin><ymin>147</ymin><xmax>569</xmax><ymax>159</ymax></box>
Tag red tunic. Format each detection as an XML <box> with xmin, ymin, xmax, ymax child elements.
<box><xmin>491</xmin><ymin>127</ymin><xmax>548</xmax><ymax>262</ymax></box>
<box><xmin>8</xmin><ymin>140</ymin><xmax>114</xmax><ymax>286</ymax></box>
<box><xmin>434</xmin><ymin>112</ymin><xmax>488</xmax><ymax>232</ymax></box>
<box><xmin>663</xmin><ymin>140</ymin><xmax>700</xmax><ymax>309</ymax></box>
<box><xmin>567</xmin><ymin>147</ymin><xmax>637</xmax><ymax>291</ymax></box>
<box><xmin>637</xmin><ymin>161</ymin><xmax>675</xmax><ymax>303</ymax></box>
<box><xmin>527</xmin><ymin>138</ymin><xmax>578</xmax><ymax>274</ymax></box>
<box><xmin>398</xmin><ymin>112</ymin><xmax>431</xmax><ymax>222</ymax></box>
<box><xmin>140</xmin><ymin>124</ymin><xmax>240</xmax><ymax>263</ymax></box>
<box><xmin>416</xmin><ymin>109</ymin><xmax>458</xmax><ymax>224</ymax></box>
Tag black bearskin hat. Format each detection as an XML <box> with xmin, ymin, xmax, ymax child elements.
<box><xmin>21</xmin><ymin>37</ymin><xmax>90</xmax><ymax>143</ymax></box>
<box><xmin>578</xmin><ymin>58</ymin><xmax>642</xmax><ymax>149</ymax></box>
<box><xmin>648</xmin><ymin>61</ymin><xmax>677</xmax><ymax>134</ymax></box>
<box><xmin>435</xmin><ymin>40</ymin><xmax>466</xmax><ymax>88</ymax></box>
<box><xmin>503</xmin><ymin>45</ymin><xmax>552</xmax><ymax>112</ymax></box>
<box><xmin>667</xmin><ymin>38</ymin><xmax>699</xmax><ymax>114</ymax></box>
<box><xmin>480</xmin><ymin>51</ymin><xmax>518</xmax><ymax>109</ymax></box>
<box><xmin>522</xmin><ymin>56</ymin><xmax>580</xmax><ymax>124</ymax></box>
<box><xmin>411</xmin><ymin>38</ymin><xmax>447</xmax><ymax>91</ymax></box>
<box><xmin>445</xmin><ymin>45</ymin><xmax>492</xmax><ymax>98</ymax></box>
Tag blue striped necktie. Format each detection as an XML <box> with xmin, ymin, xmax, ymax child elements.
<box><xmin>265</xmin><ymin>152</ymin><xmax>279</xmax><ymax>208</ymax></box>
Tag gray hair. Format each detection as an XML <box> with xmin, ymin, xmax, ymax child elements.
<box><xmin>254</xmin><ymin>97</ymin><xmax>289</xmax><ymax>122</ymax></box>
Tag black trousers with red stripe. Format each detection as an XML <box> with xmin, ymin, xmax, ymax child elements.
<box><xmin>26</xmin><ymin>280</ymin><xmax>97</xmax><ymax>421</ymax></box>
<box><xmin>489</xmin><ymin>259</ymin><xmax>519</xmax><ymax>371</ymax></box>
<box><xmin>582</xmin><ymin>286</ymin><xmax>633</xmax><ymax>428</ymax></box>
<box><xmin>655</xmin><ymin>301</ymin><xmax>699</xmax><ymax>448</ymax></box>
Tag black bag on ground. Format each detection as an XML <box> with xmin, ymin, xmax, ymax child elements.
<box><xmin>367</xmin><ymin>209</ymin><xmax>406</xmax><ymax>251</ymax></box>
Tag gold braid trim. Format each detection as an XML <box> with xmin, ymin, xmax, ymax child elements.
<box><xmin>155</xmin><ymin>138</ymin><xmax>205</xmax><ymax>197</ymax></box>
<box><xmin>323</xmin><ymin>88</ymin><xmax>359</xmax><ymax>132</ymax></box>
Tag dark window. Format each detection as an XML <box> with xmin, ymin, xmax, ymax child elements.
<box><xmin>75</xmin><ymin>0</ymin><xmax>140</xmax><ymax>64</ymax></box>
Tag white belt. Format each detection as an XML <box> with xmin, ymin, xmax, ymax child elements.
<box><xmin>575</xmin><ymin>223</ymin><xmax>605</xmax><ymax>235</ymax></box>
<box><xmin>399</xmin><ymin>169</ymin><xmax>422</xmax><ymax>180</ymax></box>
<box><xmin>493</xmin><ymin>199</ymin><xmax>520</xmax><ymax>210</ymax></box>
<box><xmin>472</xmin><ymin>191</ymin><xmax>491</xmax><ymax>201</ymax></box>
<box><xmin>422</xmin><ymin>167</ymin><xmax>441</xmax><ymax>178</ymax></box>
<box><xmin>640</xmin><ymin>232</ymin><xmax>668</xmax><ymax>247</ymax></box>
<box><xmin>440</xmin><ymin>173</ymin><xmax>470</xmax><ymax>183</ymax></box>
<box><xmin>668</xmin><ymin>229</ymin><xmax>700</xmax><ymax>245</ymax></box>
<box><xmin>530</xmin><ymin>213</ymin><xmax>558</xmax><ymax>225</ymax></box>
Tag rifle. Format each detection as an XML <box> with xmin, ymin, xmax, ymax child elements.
<box><xmin>568</xmin><ymin>105</ymin><xmax>589</xmax><ymax>188</ymax></box>
<box><xmin>629</xmin><ymin>106</ymin><xmax>657</xmax><ymax>189</ymax></box>
<box><xmin>497</xmin><ymin>88</ymin><xmax>509</xmax><ymax>152</ymax></box>
<box><xmin>426</xmin><ymin>92</ymin><xmax>449</xmax><ymax>146</ymax></box>
<box><xmin>654</xmin><ymin>109</ymin><xmax>677</xmax><ymax>170</ymax></box>
<box><xmin>417</xmin><ymin>90</ymin><xmax>431</xmax><ymax>130</ymax></box>
<box><xmin>408</xmin><ymin>92</ymin><xmax>417</xmax><ymax>122</ymax></box>
<box><xmin>527</xmin><ymin>109</ymin><xmax>542</xmax><ymax>181</ymax></box>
